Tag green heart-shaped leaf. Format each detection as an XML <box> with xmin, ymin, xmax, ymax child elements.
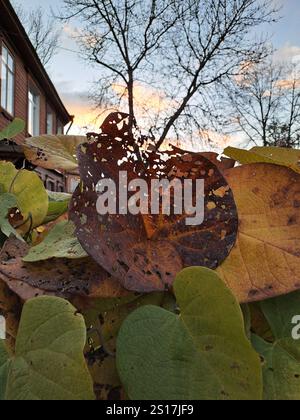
<box><xmin>116</xmin><ymin>267</ymin><xmax>263</xmax><ymax>400</ymax></box>
<box><xmin>252</xmin><ymin>291</ymin><xmax>300</xmax><ymax>400</ymax></box>
<box><xmin>82</xmin><ymin>292</ymin><xmax>175</xmax><ymax>400</ymax></box>
<box><xmin>0</xmin><ymin>296</ymin><xmax>94</xmax><ymax>400</ymax></box>
<box><xmin>23</xmin><ymin>221</ymin><xmax>87</xmax><ymax>262</ymax></box>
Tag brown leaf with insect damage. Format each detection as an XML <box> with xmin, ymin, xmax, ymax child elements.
<box><xmin>0</xmin><ymin>237</ymin><xmax>129</xmax><ymax>300</ymax></box>
<box><xmin>23</xmin><ymin>135</ymin><xmax>86</xmax><ymax>172</ymax></box>
<box><xmin>70</xmin><ymin>113</ymin><xmax>238</xmax><ymax>293</ymax></box>
<box><xmin>8</xmin><ymin>207</ymin><xmax>24</xmax><ymax>228</ymax></box>
<box><xmin>217</xmin><ymin>163</ymin><xmax>300</xmax><ymax>303</ymax></box>
<box><xmin>0</xmin><ymin>271</ymin><xmax>57</xmax><ymax>301</ymax></box>
<box><xmin>0</xmin><ymin>278</ymin><xmax>21</xmax><ymax>351</ymax></box>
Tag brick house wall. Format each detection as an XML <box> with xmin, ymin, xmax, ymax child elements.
<box><xmin>0</xmin><ymin>0</ymin><xmax>73</xmax><ymax>193</ymax></box>
<box><xmin>0</xmin><ymin>36</ymin><xmax>64</xmax><ymax>142</ymax></box>
<box><xmin>0</xmin><ymin>34</ymin><xmax>27</xmax><ymax>143</ymax></box>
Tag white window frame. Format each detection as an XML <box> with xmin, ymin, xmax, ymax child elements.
<box><xmin>46</xmin><ymin>108</ymin><xmax>54</xmax><ymax>135</ymax></box>
<box><xmin>28</xmin><ymin>86</ymin><xmax>40</xmax><ymax>136</ymax></box>
<box><xmin>1</xmin><ymin>43</ymin><xmax>15</xmax><ymax>115</ymax></box>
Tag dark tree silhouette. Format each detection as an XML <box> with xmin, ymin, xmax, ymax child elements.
<box><xmin>226</xmin><ymin>60</ymin><xmax>300</xmax><ymax>147</ymax></box>
<box><xmin>61</xmin><ymin>0</ymin><xmax>278</xmax><ymax>148</ymax></box>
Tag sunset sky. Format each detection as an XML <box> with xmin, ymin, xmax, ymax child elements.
<box><xmin>15</xmin><ymin>0</ymin><xmax>300</xmax><ymax>146</ymax></box>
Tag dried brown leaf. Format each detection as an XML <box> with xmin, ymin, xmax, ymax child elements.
<box><xmin>0</xmin><ymin>237</ymin><xmax>128</xmax><ymax>300</ymax></box>
<box><xmin>70</xmin><ymin>113</ymin><xmax>238</xmax><ymax>293</ymax></box>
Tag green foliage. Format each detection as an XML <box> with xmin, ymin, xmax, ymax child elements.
<box><xmin>0</xmin><ymin>193</ymin><xmax>24</xmax><ymax>241</ymax></box>
<box><xmin>0</xmin><ymin>342</ymin><xmax>10</xmax><ymax>400</ymax></box>
<box><xmin>0</xmin><ymin>296</ymin><xmax>94</xmax><ymax>401</ymax></box>
<box><xmin>0</xmin><ymin>162</ymin><xmax>48</xmax><ymax>231</ymax></box>
<box><xmin>23</xmin><ymin>221</ymin><xmax>87</xmax><ymax>262</ymax></box>
<box><xmin>83</xmin><ymin>292</ymin><xmax>176</xmax><ymax>400</ymax></box>
<box><xmin>0</xmin><ymin>119</ymin><xmax>25</xmax><ymax>141</ymax></box>
<box><xmin>44</xmin><ymin>191</ymin><xmax>71</xmax><ymax>224</ymax></box>
<box><xmin>252</xmin><ymin>291</ymin><xmax>300</xmax><ymax>400</ymax></box>
<box><xmin>116</xmin><ymin>267</ymin><xmax>263</xmax><ymax>400</ymax></box>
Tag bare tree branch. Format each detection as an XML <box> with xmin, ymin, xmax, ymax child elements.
<box><xmin>225</xmin><ymin>59</ymin><xmax>300</xmax><ymax>147</ymax></box>
<box><xmin>13</xmin><ymin>2</ymin><xmax>60</xmax><ymax>66</ymax></box>
<box><xmin>60</xmin><ymin>0</ymin><xmax>278</xmax><ymax>149</ymax></box>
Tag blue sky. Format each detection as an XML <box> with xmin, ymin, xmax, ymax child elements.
<box><xmin>273</xmin><ymin>0</ymin><xmax>300</xmax><ymax>47</ymax></box>
<box><xmin>15</xmin><ymin>0</ymin><xmax>300</xmax><ymax>135</ymax></box>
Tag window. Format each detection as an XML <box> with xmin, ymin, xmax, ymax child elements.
<box><xmin>57</xmin><ymin>120</ymin><xmax>63</xmax><ymax>135</ymax></box>
<box><xmin>46</xmin><ymin>109</ymin><xmax>54</xmax><ymax>134</ymax></box>
<box><xmin>46</xmin><ymin>179</ymin><xmax>55</xmax><ymax>192</ymax></box>
<box><xmin>28</xmin><ymin>87</ymin><xmax>40</xmax><ymax>136</ymax></box>
<box><xmin>1</xmin><ymin>44</ymin><xmax>14</xmax><ymax>115</ymax></box>
<box><xmin>69</xmin><ymin>178</ymin><xmax>80</xmax><ymax>193</ymax></box>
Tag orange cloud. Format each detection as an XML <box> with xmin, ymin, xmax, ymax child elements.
<box><xmin>62</xmin><ymin>86</ymin><xmax>239</xmax><ymax>151</ymax></box>
<box><xmin>275</xmin><ymin>79</ymin><xmax>300</xmax><ymax>89</ymax></box>
<box><xmin>61</xmin><ymin>82</ymin><xmax>174</xmax><ymax>135</ymax></box>
<box><xmin>112</xmin><ymin>83</ymin><xmax>175</xmax><ymax>115</ymax></box>
<box><xmin>60</xmin><ymin>93</ymin><xmax>111</xmax><ymax>134</ymax></box>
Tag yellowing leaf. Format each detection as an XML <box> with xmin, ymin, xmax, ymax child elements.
<box><xmin>224</xmin><ymin>146</ymin><xmax>300</xmax><ymax>174</ymax></box>
<box><xmin>23</xmin><ymin>135</ymin><xmax>86</xmax><ymax>171</ymax></box>
<box><xmin>217</xmin><ymin>163</ymin><xmax>300</xmax><ymax>303</ymax></box>
<box><xmin>0</xmin><ymin>162</ymin><xmax>48</xmax><ymax>231</ymax></box>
